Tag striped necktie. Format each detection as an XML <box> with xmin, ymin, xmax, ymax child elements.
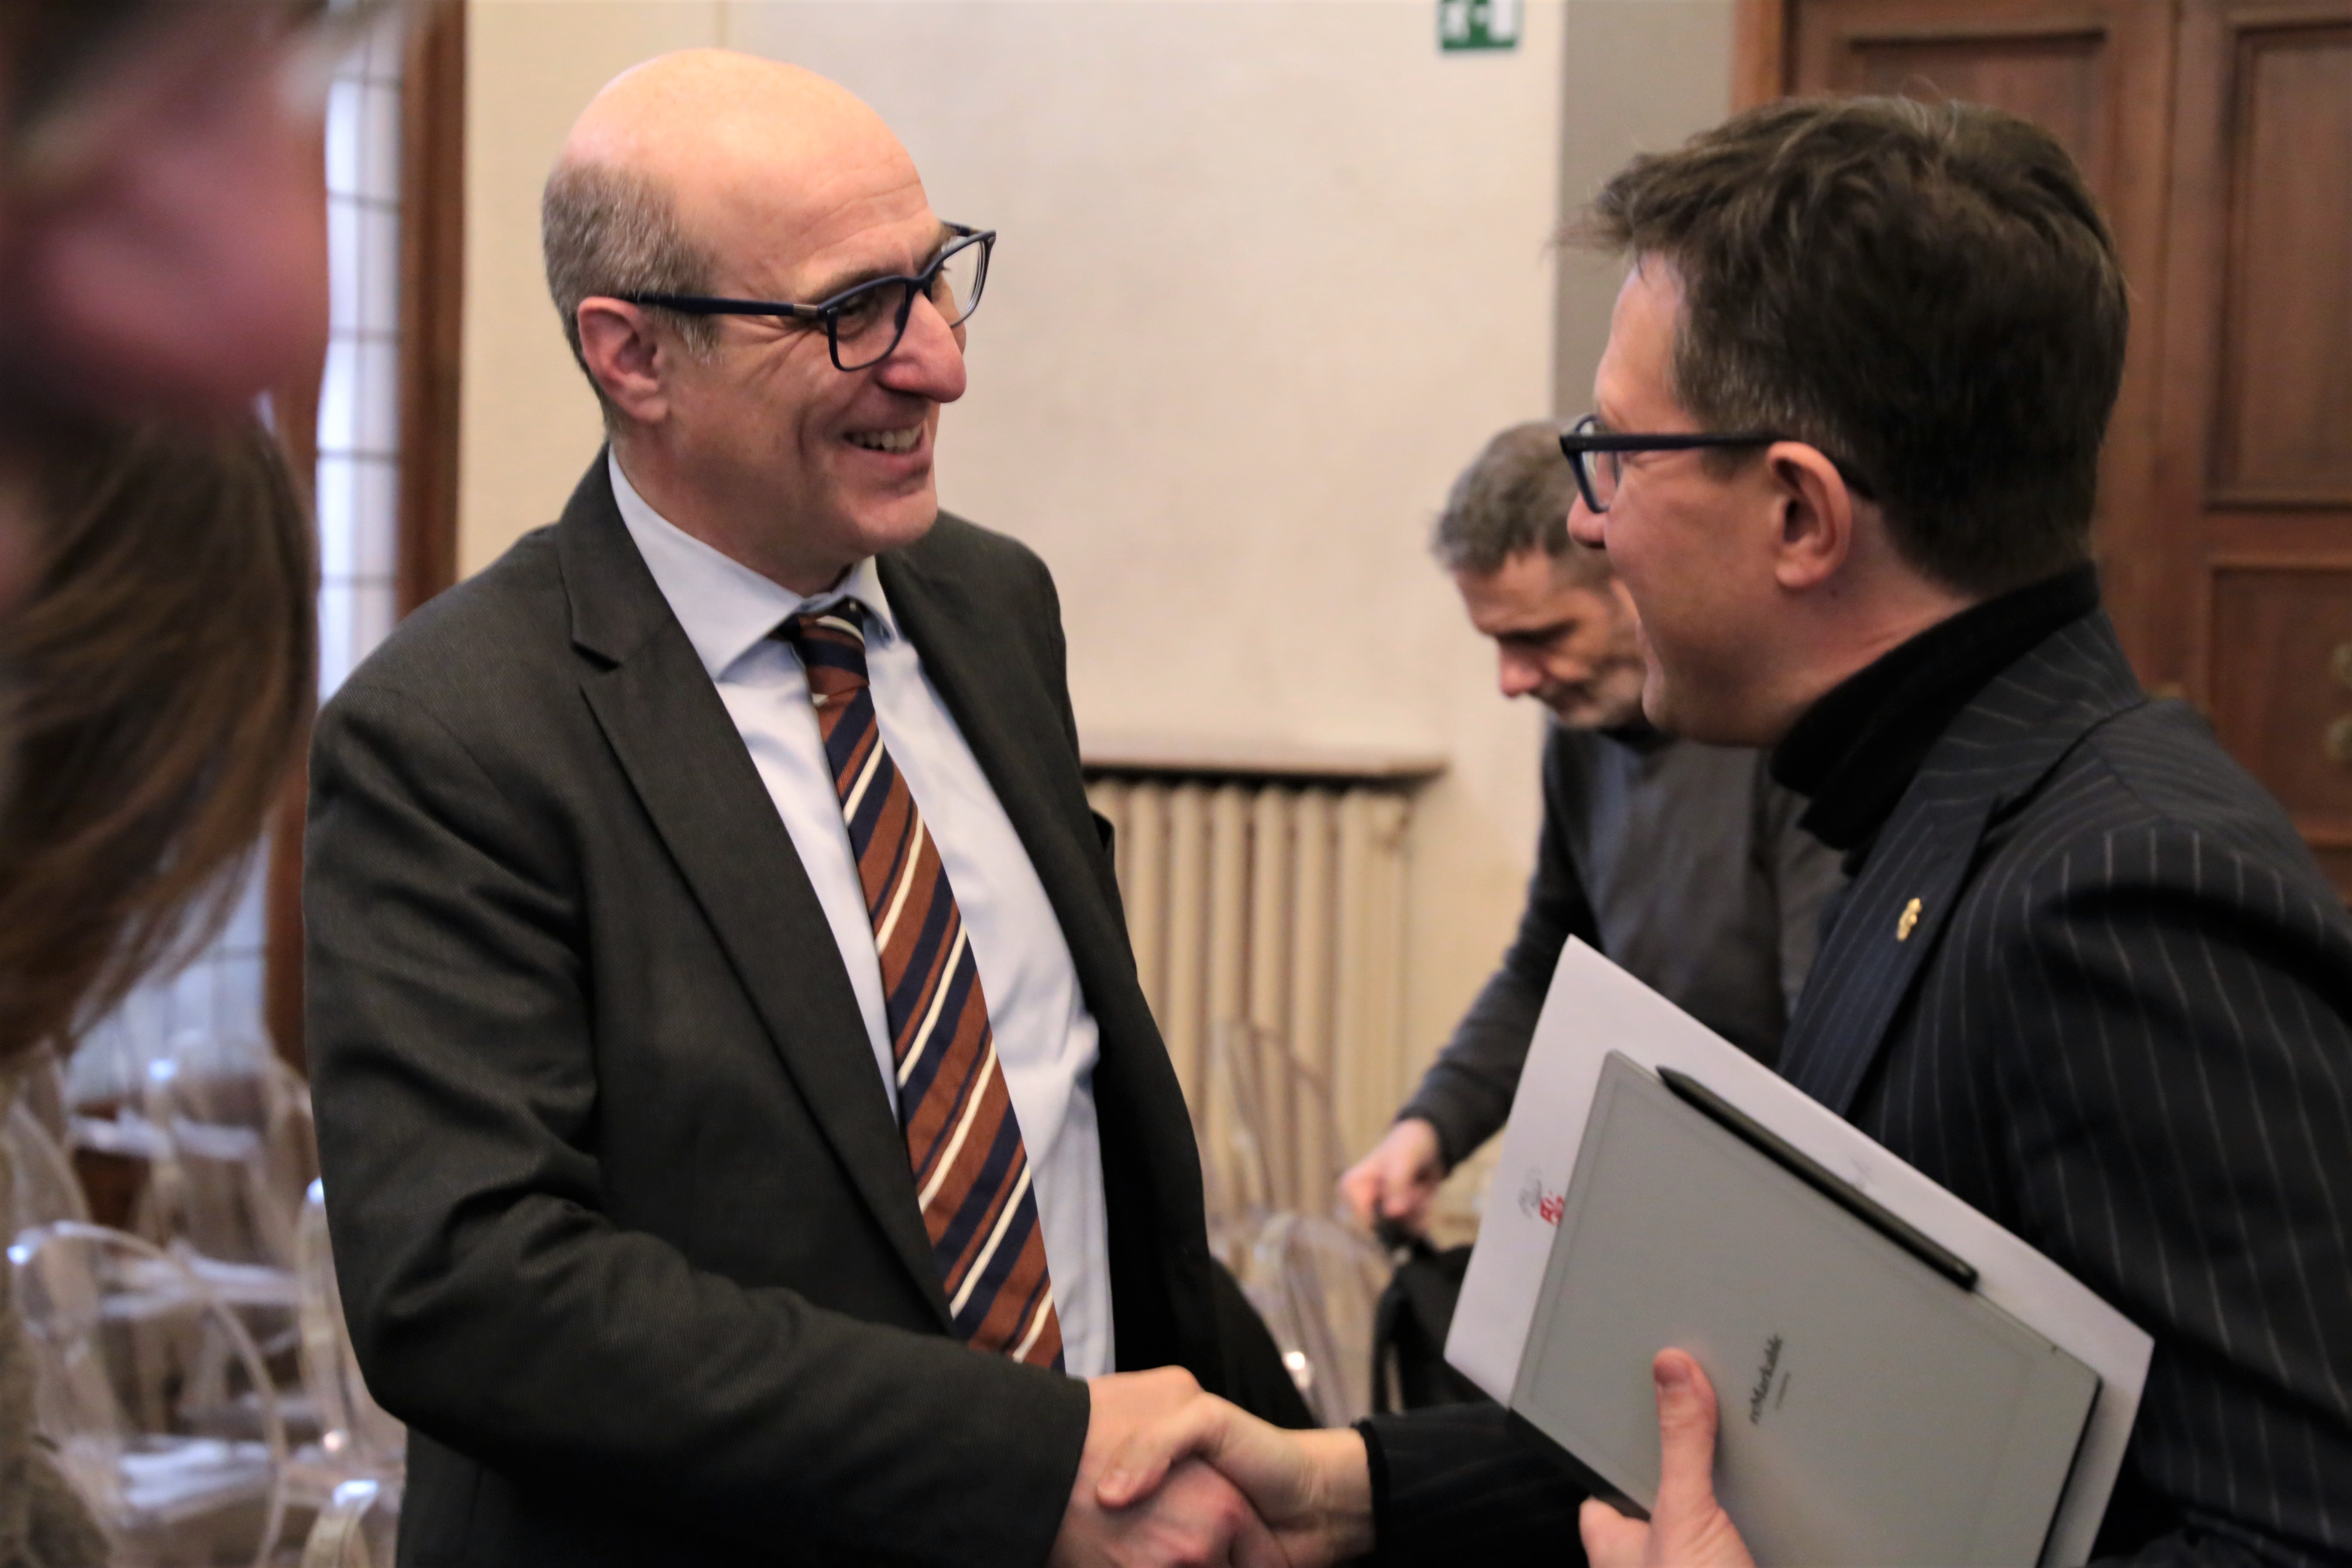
<box><xmin>779</xmin><ymin>604</ymin><xmax>1065</xmax><ymax>1371</ymax></box>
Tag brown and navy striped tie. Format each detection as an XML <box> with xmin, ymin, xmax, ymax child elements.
<box><xmin>780</xmin><ymin>604</ymin><xmax>1064</xmax><ymax>1370</ymax></box>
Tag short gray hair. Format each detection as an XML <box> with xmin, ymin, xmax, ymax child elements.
<box><xmin>1429</xmin><ymin>421</ymin><xmax>1607</xmax><ymax>581</ymax></box>
<box><xmin>542</xmin><ymin>160</ymin><xmax>720</xmax><ymax>413</ymax></box>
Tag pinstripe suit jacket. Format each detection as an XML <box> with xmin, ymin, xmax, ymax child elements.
<box><xmin>1369</xmin><ymin>611</ymin><xmax>2352</xmax><ymax>1567</ymax></box>
<box><xmin>1781</xmin><ymin>609</ymin><xmax>2352</xmax><ymax>1563</ymax></box>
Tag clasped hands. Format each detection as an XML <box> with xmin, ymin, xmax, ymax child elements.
<box><xmin>1050</xmin><ymin>1351</ymin><xmax>1757</xmax><ymax>1568</ymax></box>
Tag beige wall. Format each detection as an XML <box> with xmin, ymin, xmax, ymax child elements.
<box><xmin>1554</xmin><ymin>0</ymin><xmax>1736</xmax><ymax>413</ymax></box>
<box><xmin>459</xmin><ymin>0</ymin><xmax>1730</xmax><ymax>1158</ymax></box>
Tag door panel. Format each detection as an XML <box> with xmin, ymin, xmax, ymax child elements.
<box><xmin>2209</xmin><ymin>568</ymin><xmax>2352</xmax><ymax>838</ymax></box>
<box><xmin>2211</xmin><ymin>24</ymin><xmax>2352</xmax><ymax>505</ymax></box>
<box><xmin>1842</xmin><ymin>34</ymin><xmax>2108</xmax><ymax>181</ymax></box>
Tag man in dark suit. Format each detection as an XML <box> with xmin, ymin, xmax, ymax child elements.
<box><xmin>1093</xmin><ymin>98</ymin><xmax>2352</xmax><ymax>1568</ymax></box>
<box><xmin>305</xmin><ymin>49</ymin><xmax>1287</xmax><ymax>1568</ymax></box>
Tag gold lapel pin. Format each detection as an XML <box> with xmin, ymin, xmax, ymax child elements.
<box><xmin>1896</xmin><ymin>897</ymin><xmax>1922</xmax><ymax>942</ymax></box>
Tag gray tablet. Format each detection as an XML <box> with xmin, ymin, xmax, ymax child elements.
<box><xmin>1509</xmin><ymin>1051</ymin><xmax>2099</xmax><ymax>1567</ymax></box>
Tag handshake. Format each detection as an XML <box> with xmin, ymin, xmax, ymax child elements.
<box><xmin>1047</xmin><ymin>1351</ymin><xmax>1760</xmax><ymax>1568</ymax></box>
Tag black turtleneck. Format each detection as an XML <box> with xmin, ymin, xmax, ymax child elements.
<box><xmin>1770</xmin><ymin>564</ymin><xmax>2102</xmax><ymax>863</ymax></box>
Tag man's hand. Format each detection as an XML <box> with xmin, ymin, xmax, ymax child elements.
<box><xmin>1580</xmin><ymin>1350</ymin><xmax>1755</xmax><ymax>1568</ymax></box>
<box><xmin>1337</xmin><ymin>1118</ymin><xmax>1446</xmax><ymax>1232</ymax></box>
<box><xmin>1050</xmin><ymin>1368</ymin><xmax>1286</xmax><ymax>1568</ymax></box>
<box><xmin>1095</xmin><ymin>1390</ymin><xmax>1375</xmax><ymax>1568</ymax></box>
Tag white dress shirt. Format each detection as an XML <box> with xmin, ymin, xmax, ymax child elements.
<box><xmin>610</xmin><ymin>454</ymin><xmax>1115</xmax><ymax>1378</ymax></box>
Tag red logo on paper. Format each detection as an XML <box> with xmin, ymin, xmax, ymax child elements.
<box><xmin>1518</xmin><ymin>1170</ymin><xmax>1565</xmax><ymax>1227</ymax></box>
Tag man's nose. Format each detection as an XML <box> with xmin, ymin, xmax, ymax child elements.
<box><xmin>1498</xmin><ymin>649</ymin><xmax>1542</xmax><ymax>699</ymax></box>
<box><xmin>1566</xmin><ymin>497</ymin><xmax>1607</xmax><ymax>551</ymax></box>
<box><xmin>875</xmin><ymin>291</ymin><xmax>968</xmax><ymax>404</ymax></box>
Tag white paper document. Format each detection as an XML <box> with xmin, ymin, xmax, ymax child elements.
<box><xmin>1445</xmin><ymin>938</ymin><xmax>2154</xmax><ymax>1568</ymax></box>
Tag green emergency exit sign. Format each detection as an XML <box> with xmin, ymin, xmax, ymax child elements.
<box><xmin>1439</xmin><ymin>0</ymin><xmax>1522</xmax><ymax>51</ymax></box>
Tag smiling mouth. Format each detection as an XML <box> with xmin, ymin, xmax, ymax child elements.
<box><xmin>845</xmin><ymin>426</ymin><xmax>922</xmax><ymax>455</ymax></box>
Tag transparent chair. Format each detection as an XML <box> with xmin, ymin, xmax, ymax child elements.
<box><xmin>1197</xmin><ymin>1021</ymin><xmax>1281</xmax><ymax>1270</ymax></box>
<box><xmin>299</xmin><ymin>1476</ymin><xmax>401</xmax><ymax>1568</ymax></box>
<box><xmin>6</xmin><ymin>1097</ymin><xmax>92</xmax><ymax>1235</ymax></box>
<box><xmin>9</xmin><ymin>1221</ymin><xmax>288</xmax><ymax>1567</ymax></box>
<box><xmin>1242</xmin><ymin>1210</ymin><xmax>1394</xmax><ymax>1427</ymax></box>
<box><xmin>15</xmin><ymin>1043</ymin><xmax>76</xmax><ymax>1148</ymax></box>
<box><xmin>285</xmin><ymin>1180</ymin><xmax>403</xmax><ymax>1510</ymax></box>
<box><xmin>141</xmin><ymin>1043</ymin><xmax>318</xmax><ymax>1280</ymax></box>
<box><xmin>1198</xmin><ymin>1021</ymin><xmax>1395</xmax><ymax>1421</ymax></box>
<box><xmin>1279</xmin><ymin>1053</ymin><xmax>1350</xmax><ymax>1222</ymax></box>
<box><xmin>135</xmin><ymin>1042</ymin><xmax>321</xmax><ymax>1480</ymax></box>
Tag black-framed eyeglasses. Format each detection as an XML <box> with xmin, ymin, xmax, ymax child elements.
<box><xmin>619</xmin><ymin>224</ymin><xmax>995</xmax><ymax>373</ymax></box>
<box><xmin>1558</xmin><ymin>415</ymin><xmax>1784</xmax><ymax>515</ymax></box>
<box><xmin>1558</xmin><ymin>414</ymin><xmax>1874</xmax><ymax>514</ymax></box>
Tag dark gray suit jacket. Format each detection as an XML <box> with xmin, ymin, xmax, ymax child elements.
<box><xmin>1369</xmin><ymin>612</ymin><xmax>2352</xmax><ymax>1567</ymax></box>
<box><xmin>1398</xmin><ymin>725</ymin><xmax>1843</xmax><ymax>1166</ymax></box>
<box><xmin>304</xmin><ymin>459</ymin><xmax>1223</xmax><ymax>1568</ymax></box>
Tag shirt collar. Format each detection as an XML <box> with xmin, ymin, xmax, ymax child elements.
<box><xmin>608</xmin><ymin>450</ymin><xmax>899</xmax><ymax>680</ymax></box>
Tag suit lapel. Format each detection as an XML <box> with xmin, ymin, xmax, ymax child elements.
<box><xmin>1780</xmin><ymin>782</ymin><xmax>1994</xmax><ymax>1113</ymax></box>
<box><xmin>1779</xmin><ymin>614</ymin><xmax>2150</xmax><ymax>1117</ymax></box>
<box><xmin>555</xmin><ymin>460</ymin><xmax>951</xmax><ymax>1328</ymax></box>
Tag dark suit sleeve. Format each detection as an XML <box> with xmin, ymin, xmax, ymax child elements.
<box><xmin>1398</xmin><ymin>730</ymin><xmax>1600</xmax><ymax>1167</ymax></box>
<box><xmin>1975</xmin><ymin>816</ymin><xmax>2352</xmax><ymax>1566</ymax></box>
<box><xmin>305</xmin><ymin>676</ymin><xmax>1090</xmax><ymax>1568</ymax></box>
<box><xmin>1358</xmin><ymin>1405</ymin><xmax>1589</xmax><ymax>1567</ymax></box>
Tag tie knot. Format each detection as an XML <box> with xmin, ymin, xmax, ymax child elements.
<box><xmin>780</xmin><ymin>604</ymin><xmax>872</xmax><ymax>704</ymax></box>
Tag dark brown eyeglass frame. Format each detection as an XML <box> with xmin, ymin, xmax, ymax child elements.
<box><xmin>618</xmin><ymin>224</ymin><xmax>995</xmax><ymax>373</ymax></box>
<box><xmin>1559</xmin><ymin>413</ymin><xmax>1875</xmax><ymax>513</ymax></box>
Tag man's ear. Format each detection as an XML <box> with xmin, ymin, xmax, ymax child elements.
<box><xmin>576</xmin><ymin>299</ymin><xmax>671</xmax><ymax>426</ymax></box>
<box><xmin>1765</xmin><ymin>442</ymin><xmax>1857</xmax><ymax>592</ymax></box>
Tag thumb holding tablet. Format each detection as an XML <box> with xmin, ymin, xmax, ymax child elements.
<box><xmin>1581</xmin><ymin>1351</ymin><xmax>1757</xmax><ymax>1568</ymax></box>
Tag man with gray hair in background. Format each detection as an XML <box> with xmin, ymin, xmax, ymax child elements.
<box><xmin>1341</xmin><ymin>422</ymin><xmax>1843</xmax><ymax>1236</ymax></box>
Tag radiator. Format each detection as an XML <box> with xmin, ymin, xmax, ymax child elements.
<box><xmin>1083</xmin><ymin>773</ymin><xmax>1414</xmax><ymax>1212</ymax></box>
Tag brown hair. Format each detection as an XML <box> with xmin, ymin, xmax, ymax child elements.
<box><xmin>1583</xmin><ymin>96</ymin><xmax>2128</xmax><ymax>597</ymax></box>
<box><xmin>0</xmin><ymin>417</ymin><xmax>316</xmax><ymax>1065</ymax></box>
<box><xmin>1430</xmin><ymin>421</ymin><xmax>1608</xmax><ymax>582</ymax></box>
<box><xmin>542</xmin><ymin>158</ymin><xmax>720</xmax><ymax>420</ymax></box>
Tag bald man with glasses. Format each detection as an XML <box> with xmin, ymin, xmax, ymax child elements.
<box><xmin>305</xmin><ymin>51</ymin><xmax>1284</xmax><ymax>1568</ymax></box>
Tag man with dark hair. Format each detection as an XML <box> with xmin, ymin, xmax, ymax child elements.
<box><xmin>1097</xmin><ymin>96</ymin><xmax>2352</xmax><ymax>1568</ymax></box>
<box><xmin>1341</xmin><ymin>421</ymin><xmax>1840</xmax><ymax>1234</ymax></box>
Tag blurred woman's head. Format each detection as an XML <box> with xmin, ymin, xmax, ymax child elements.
<box><xmin>0</xmin><ymin>416</ymin><xmax>315</xmax><ymax>1065</ymax></box>
<box><xmin>0</xmin><ymin>0</ymin><xmax>351</xmax><ymax>420</ymax></box>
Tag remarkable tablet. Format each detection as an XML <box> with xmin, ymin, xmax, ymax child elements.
<box><xmin>1509</xmin><ymin>1051</ymin><xmax>2100</xmax><ymax>1567</ymax></box>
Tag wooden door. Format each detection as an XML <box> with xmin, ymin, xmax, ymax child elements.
<box><xmin>2156</xmin><ymin>0</ymin><xmax>2352</xmax><ymax>891</ymax></box>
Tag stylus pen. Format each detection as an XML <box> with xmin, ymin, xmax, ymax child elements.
<box><xmin>1657</xmin><ymin>1066</ymin><xmax>1981</xmax><ymax>1292</ymax></box>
